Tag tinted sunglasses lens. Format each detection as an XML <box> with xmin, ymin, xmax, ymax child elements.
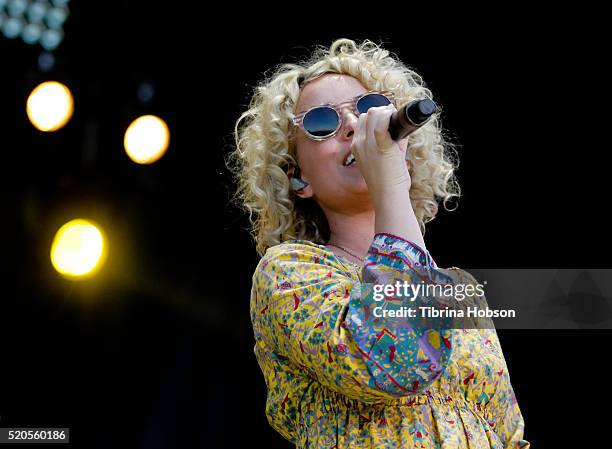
<box><xmin>356</xmin><ymin>93</ymin><xmax>391</xmax><ymax>114</ymax></box>
<box><xmin>302</xmin><ymin>107</ymin><xmax>339</xmax><ymax>138</ymax></box>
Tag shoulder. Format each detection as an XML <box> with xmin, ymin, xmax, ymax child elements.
<box><xmin>264</xmin><ymin>239</ymin><xmax>327</xmax><ymax>260</ymax></box>
<box><xmin>259</xmin><ymin>239</ymin><xmax>340</xmax><ymax>268</ymax></box>
<box><xmin>253</xmin><ymin>239</ymin><xmax>355</xmax><ymax>284</ymax></box>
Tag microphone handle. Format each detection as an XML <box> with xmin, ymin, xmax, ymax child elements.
<box><xmin>388</xmin><ymin>98</ymin><xmax>438</xmax><ymax>141</ymax></box>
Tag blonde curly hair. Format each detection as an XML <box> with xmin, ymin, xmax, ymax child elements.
<box><xmin>226</xmin><ymin>38</ymin><xmax>461</xmax><ymax>257</ymax></box>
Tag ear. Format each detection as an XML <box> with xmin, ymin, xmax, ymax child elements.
<box><xmin>286</xmin><ymin>165</ymin><xmax>314</xmax><ymax>199</ymax></box>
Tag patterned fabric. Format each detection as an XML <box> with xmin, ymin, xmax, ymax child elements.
<box><xmin>250</xmin><ymin>233</ymin><xmax>529</xmax><ymax>448</ymax></box>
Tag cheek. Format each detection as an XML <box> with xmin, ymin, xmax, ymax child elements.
<box><xmin>296</xmin><ymin>140</ymin><xmax>338</xmax><ymax>178</ymax></box>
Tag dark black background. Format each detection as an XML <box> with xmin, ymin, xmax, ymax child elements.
<box><xmin>1</xmin><ymin>3</ymin><xmax>608</xmax><ymax>448</ymax></box>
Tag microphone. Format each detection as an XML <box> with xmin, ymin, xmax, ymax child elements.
<box><xmin>388</xmin><ymin>98</ymin><xmax>438</xmax><ymax>141</ymax></box>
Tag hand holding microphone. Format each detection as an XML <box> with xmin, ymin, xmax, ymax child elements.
<box><xmin>350</xmin><ymin>98</ymin><xmax>437</xmax><ymax>249</ymax></box>
<box><xmin>350</xmin><ymin>98</ymin><xmax>438</xmax><ymax>196</ymax></box>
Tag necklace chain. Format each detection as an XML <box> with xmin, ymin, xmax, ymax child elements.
<box><xmin>326</xmin><ymin>243</ymin><xmax>365</xmax><ymax>263</ymax></box>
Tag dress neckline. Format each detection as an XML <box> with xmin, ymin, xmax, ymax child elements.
<box><xmin>320</xmin><ymin>244</ymin><xmax>362</xmax><ymax>270</ymax></box>
<box><xmin>279</xmin><ymin>239</ymin><xmax>362</xmax><ymax>270</ymax></box>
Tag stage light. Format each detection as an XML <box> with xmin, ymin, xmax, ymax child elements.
<box><xmin>26</xmin><ymin>1</ymin><xmax>47</xmax><ymax>24</ymax></box>
<box><xmin>1</xmin><ymin>15</ymin><xmax>24</xmax><ymax>38</ymax></box>
<box><xmin>44</xmin><ymin>3</ymin><xmax>66</xmax><ymax>28</ymax></box>
<box><xmin>40</xmin><ymin>27</ymin><xmax>61</xmax><ymax>49</ymax></box>
<box><xmin>124</xmin><ymin>115</ymin><xmax>170</xmax><ymax>164</ymax></box>
<box><xmin>26</xmin><ymin>80</ymin><xmax>73</xmax><ymax>131</ymax></box>
<box><xmin>50</xmin><ymin>219</ymin><xmax>107</xmax><ymax>279</ymax></box>
<box><xmin>22</xmin><ymin>21</ymin><xmax>42</xmax><ymax>43</ymax></box>
<box><xmin>37</xmin><ymin>50</ymin><xmax>54</xmax><ymax>71</ymax></box>
<box><xmin>137</xmin><ymin>81</ymin><xmax>155</xmax><ymax>104</ymax></box>
<box><xmin>0</xmin><ymin>0</ymin><xmax>69</xmax><ymax>49</ymax></box>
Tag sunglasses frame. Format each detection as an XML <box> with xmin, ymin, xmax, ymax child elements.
<box><xmin>291</xmin><ymin>91</ymin><xmax>396</xmax><ymax>141</ymax></box>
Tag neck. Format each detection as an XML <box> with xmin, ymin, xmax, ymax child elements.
<box><xmin>322</xmin><ymin>206</ymin><xmax>375</xmax><ymax>259</ymax></box>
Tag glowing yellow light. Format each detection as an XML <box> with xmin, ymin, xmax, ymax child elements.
<box><xmin>50</xmin><ymin>219</ymin><xmax>107</xmax><ymax>279</ymax></box>
<box><xmin>124</xmin><ymin>115</ymin><xmax>170</xmax><ymax>164</ymax></box>
<box><xmin>26</xmin><ymin>81</ymin><xmax>74</xmax><ymax>132</ymax></box>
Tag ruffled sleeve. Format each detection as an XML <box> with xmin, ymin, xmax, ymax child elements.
<box><xmin>482</xmin><ymin>328</ymin><xmax>530</xmax><ymax>448</ymax></box>
<box><xmin>448</xmin><ymin>270</ymin><xmax>529</xmax><ymax>448</ymax></box>
<box><xmin>250</xmin><ymin>233</ymin><xmax>456</xmax><ymax>404</ymax></box>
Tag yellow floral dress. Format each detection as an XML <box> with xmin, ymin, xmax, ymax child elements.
<box><xmin>250</xmin><ymin>233</ymin><xmax>529</xmax><ymax>448</ymax></box>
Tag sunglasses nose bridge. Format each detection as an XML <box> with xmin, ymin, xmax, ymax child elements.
<box><xmin>337</xmin><ymin>100</ymin><xmax>359</xmax><ymax>116</ymax></box>
<box><xmin>337</xmin><ymin>106</ymin><xmax>359</xmax><ymax>139</ymax></box>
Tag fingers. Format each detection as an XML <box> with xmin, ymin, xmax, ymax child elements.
<box><xmin>349</xmin><ymin>105</ymin><xmax>413</xmax><ymax>193</ymax></box>
<box><xmin>368</xmin><ymin>104</ymin><xmax>396</xmax><ymax>151</ymax></box>
<box><xmin>350</xmin><ymin>113</ymin><xmax>368</xmax><ymax>158</ymax></box>
<box><xmin>351</xmin><ymin>105</ymin><xmax>400</xmax><ymax>159</ymax></box>
<box><xmin>355</xmin><ymin>112</ymin><xmax>367</xmax><ymax>146</ymax></box>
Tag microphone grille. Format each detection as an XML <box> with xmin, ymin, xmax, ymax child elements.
<box><xmin>406</xmin><ymin>99</ymin><xmax>437</xmax><ymax>125</ymax></box>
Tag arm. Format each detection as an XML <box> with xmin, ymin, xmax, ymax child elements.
<box><xmin>373</xmin><ymin>184</ymin><xmax>426</xmax><ymax>251</ymax></box>
<box><xmin>251</xmin><ymin>233</ymin><xmax>455</xmax><ymax>403</ymax></box>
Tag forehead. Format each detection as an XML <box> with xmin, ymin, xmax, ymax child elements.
<box><xmin>296</xmin><ymin>74</ymin><xmax>367</xmax><ymax>112</ymax></box>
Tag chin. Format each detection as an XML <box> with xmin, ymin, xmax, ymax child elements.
<box><xmin>345</xmin><ymin>178</ymin><xmax>369</xmax><ymax>195</ymax></box>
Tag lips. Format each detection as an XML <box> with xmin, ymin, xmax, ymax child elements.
<box><xmin>343</xmin><ymin>153</ymin><xmax>356</xmax><ymax>166</ymax></box>
<box><xmin>342</xmin><ymin>148</ymin><xmax>357</xmax><ymax>166</ymax></box>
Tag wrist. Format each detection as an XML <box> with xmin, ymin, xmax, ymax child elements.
<box><xmin>370</xmin><ymin>183</ymin><xmax>412</xmax><ymax>208</ymax></box>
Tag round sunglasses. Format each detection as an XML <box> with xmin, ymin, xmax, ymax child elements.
<box><xmin>292</xmin><ymin>91</ymin><xmax>395</xmax><ymax>141</ymax></box>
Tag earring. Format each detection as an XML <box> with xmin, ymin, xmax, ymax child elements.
<box><xmin>289</xmin><ymin>165</ymin><xmax>309</xmax><ymax>192</ymax></box>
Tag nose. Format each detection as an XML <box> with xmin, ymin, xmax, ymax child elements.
<box><xmin>338</xmin><ymin>108</ymin><xmax>358</xmax><ymax>140</ymax></box>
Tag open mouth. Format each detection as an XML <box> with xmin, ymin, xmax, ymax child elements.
<box><xmin>342</xmin><ymin>152</ymin><xmax>356</xmax><ymax>167</ymax></box>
